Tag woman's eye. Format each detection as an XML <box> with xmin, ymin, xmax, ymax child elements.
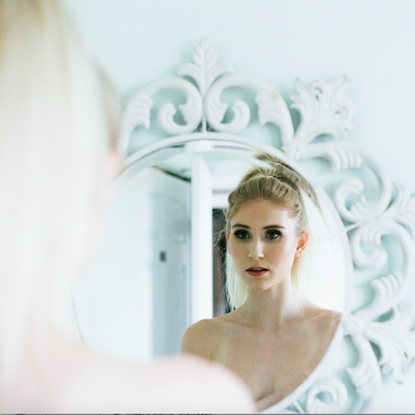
<box><xmin>234</xmin><ymin>230</ymin><xmax>250</xmax><ymax>240</ymax></box>
<box><xmin>266</xmin><ymin>230</ymin><xmax>281</xmax><ymax>240</ymax></box>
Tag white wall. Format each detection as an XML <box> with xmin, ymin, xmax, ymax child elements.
<box><xmin>65</xmin><ymin>0</ymin><xmax>415</xmax><ymax>190</ymax></box>
<box><xmin>65</xmin><ymin>1</ymin><xmax>415</xmax><ymax>412</ymax></box>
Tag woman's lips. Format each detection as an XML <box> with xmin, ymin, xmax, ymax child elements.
<box><xmin>246</xmin><ymin>267</ymin><xmax>269</xmax><ymax>276</ymax></box>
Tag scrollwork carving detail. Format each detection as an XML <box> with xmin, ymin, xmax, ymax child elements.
<box><xmin>283</xmin><ymin>76</ymin><xmax>356</xmax><ymax>160</ymax></box>
<box><xmin>345</xmin><ymin>184</ymin><xmax>415</xmax><ymax>321</ymax></box>
<box><xmin>300</xmin><ymin>141</ymin><xmax>363</xmax><ymax>172</ymax></box>
<box><xmin>333</xmin><ymin>168</ymin><xmax>392</xmax><ymax>224</ymax></box>
<box><xmin>121</xmin><ymin>38</ymin><xmax>415</xmax><ymax>413</ymax></box>
<box><xmin>304</xmin><ymin>378</ymin><xmax>348</xmax><ymax>413</ymax></box>
<box><xmin>344</xmin><ymin>311</ymin><xmax>415</xmax><ymax>385</ymax></box>
<box><xmin>336</xmin><ymin>175</ymin><xmax>415</xmax><ymax>408</ymax></box>
<box><xmin>178</xmin><ymin>37</ymin><xmax>233</xmax><ymax>98</ymax></box>
<box><xmin>119</xmin><ymin>76</ymin><xmax>203</xmax><ymax>155</ymax></box>
<box><xmin>204</xmin><ymin>75</ymin><xmax>294</xmax><ymax>138</ymax></box>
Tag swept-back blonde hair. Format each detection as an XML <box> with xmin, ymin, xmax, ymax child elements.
<box><xmin>0</xmin><ymin>0</ymin><xmax>113</xmax><ymax>379</ymax></box>
<box><xmin>225</xmin><ymin>153</ymin><xmax>320</xmax><ymax>310</ymax></box>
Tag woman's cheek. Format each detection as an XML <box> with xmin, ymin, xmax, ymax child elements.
<box><xmin>229</xmin><ymin>242</ymin><xmax>245</xmax><ymax>262</ymax></box>
<box><xmin>268</xmin><ymin>242</ymin><xmax>293</xmax><ymax>263</ymax></box>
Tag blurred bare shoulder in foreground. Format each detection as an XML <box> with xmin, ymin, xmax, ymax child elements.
<box><xmin>2</xmin><ymin>334</ymin><xmax>253</xmax><ymax>412</ymax></box>
<box><xmin>0</xmin><ymin>0</ymin><xmax>255</xmax><ymax>412</ymax></box>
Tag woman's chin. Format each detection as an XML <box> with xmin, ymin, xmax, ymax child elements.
<box><xmin>243</xmin><ymin>275</ymin><xmax>288</xmax><ymax>293</ymax></box>
<box><xmin>244</xmin><ymin>279</ymin><xmax>273</xmax><ymax>292</ymax></box>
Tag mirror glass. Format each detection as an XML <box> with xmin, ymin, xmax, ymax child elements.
<box><xmin>72</xmin><ymin>138</ymin><xmax>348</xmax><ymax>409</ymax></box>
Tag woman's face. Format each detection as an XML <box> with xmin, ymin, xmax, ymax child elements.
<box><xmin>227</xmin><ymin>198</ymin><xmax>308</xmax><ymax>293</ymax></box>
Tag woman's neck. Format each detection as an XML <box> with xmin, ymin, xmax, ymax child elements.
<box><xmin>239</xmin><ymin>277</ymin><xmax>304</xmax><ymax>329</ymax></box>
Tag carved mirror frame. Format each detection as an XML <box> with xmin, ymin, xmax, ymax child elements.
<box><xmin>119</xmin><ymin>39</ymin><xmax>415</xmax><ymax>413</ymax></box>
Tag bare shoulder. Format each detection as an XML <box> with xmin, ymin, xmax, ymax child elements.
<box><xmin>304</xmin><ymin>302</ymin><xmax>341</xmax><ymax>320</ymax></box>
<box><xmin>180</xmin><ymin>317</ymin><xmax>228</xmax><ymax>359</ymax></box>
<box><xmin>3</xmin><ymin>339</ymin><xmax>255</xmax><ymax>413</ymax></box>
<box><xmin>61</xmin><ymin>351</ymin><xmax>255</xmax><ymax>413</ymax></box>
<box><xmin>149</xmin><ymin>354</ymin><xmax>256</xmax><ymax>412</ymax></box>
<box><xmin>302</xmin><ymin>305</ymin><xmax>341</xmax><ymax>336</ymax></box>
<box><xmin>315</xmin><ymin>308</ymin><xmax>341</xmax><ymax>326</ymax></box>
<box><xmin>155</xmin><ymin>354</ymin><xmax>255</xmax><ymax>410</ymax></box>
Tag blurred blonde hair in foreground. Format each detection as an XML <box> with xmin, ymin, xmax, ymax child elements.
<box><xmin>0</xmin><ymin>0</ymin><xmax>110</xmax><ymax>380</ymax></box>
<box><xmin>0</xmin><ymin>1</ymin><xmax>255</xmax><ymax>412</ymax></box>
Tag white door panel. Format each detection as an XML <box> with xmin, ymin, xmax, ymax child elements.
<box><xmin>73</xmin><ymin>167</ymin><xmax>191</xmax><ymax>361</ymax></box>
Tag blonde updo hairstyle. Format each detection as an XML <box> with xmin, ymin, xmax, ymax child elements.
<box><xmin>225</xmin><ymin>153</ymin><xmax>321</xmax><ymax>310</ymax></box>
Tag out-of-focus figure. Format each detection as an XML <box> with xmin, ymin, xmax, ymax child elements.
<box><xmin>0</xmin><ymin>1</ymin><xmax>255</xmax><ymax>412</ymax></box>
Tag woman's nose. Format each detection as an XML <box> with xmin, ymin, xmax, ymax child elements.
<box><xmin>248</xmin><ymin>240</ymin><xmax>264</xmax><ymax>259</ymax></box>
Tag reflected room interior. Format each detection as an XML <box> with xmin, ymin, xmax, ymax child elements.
<box><xmin>72</xmin><ymin>139</ymin><xmax>347</xmax><ymax>409</ymax></box>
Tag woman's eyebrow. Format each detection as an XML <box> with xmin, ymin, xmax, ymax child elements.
<box><xmin>263</xmin><ymin>225</ymin><xmax>285</xmax><ymax>229</ymax></box>
<box><xmin>232</xmin><ymin>224</ymin><xmax>286</xmax><ymax>230</ymax></box>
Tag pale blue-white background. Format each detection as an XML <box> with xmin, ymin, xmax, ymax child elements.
<box><xmin>65</xmin><ymin>1</ymin><xmax>415</xmax><ymax>412</ymax></box>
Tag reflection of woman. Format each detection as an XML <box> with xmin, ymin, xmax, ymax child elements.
<box><xmin>0</xmin><ymin>1</ymin><xmax>254</xmax><ymax>412</ymax></box>
<box><xmin>181</xmin><ymin>154</ymin><xmax>340</xmax><ymax>411</ymax></box>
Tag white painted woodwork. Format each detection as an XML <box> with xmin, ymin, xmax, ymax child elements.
<box><xmin>114</xmin><ymin>38</ymin><xmax>415</xmax><ymax>413</ymax></box>
<box><xmin>190</xmin><ymin>154</ymin><xmax>213</xmax><ymax>324</ymax></box>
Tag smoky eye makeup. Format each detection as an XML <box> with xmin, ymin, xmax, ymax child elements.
<box><xmin>233</xmin><ymin>229</ymin><xmax>251</xmax><ymax>240</ymax></box>
<box><xmin>265</xmin><ymin>229</ymin><xmax>282</xmax><ymax>239</ymax></box>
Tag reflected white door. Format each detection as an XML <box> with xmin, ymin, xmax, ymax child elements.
<box><xmin>73</xmin><ymin>167</ymin><xmax>191</xmax><ymax>361</ymax></box>
<box><xmin>150</xmin><ymin>174</ymin><xmax>191</xmax><ymax>356</ymax></box>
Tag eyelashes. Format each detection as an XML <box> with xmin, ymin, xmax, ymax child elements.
<box><xmin>265</xmin><ymin>230</ymin><xmax>281</xmax><ymax>240</ymax></box>
<box><xmin>234</xmin><ymin>229</ymin><xmax>250</xmax><ymax>240</ymax></box>
<box><xmin>233</xmin><ymin>229</ymin><xmax>282</xmax><ymax>240</ymax></box>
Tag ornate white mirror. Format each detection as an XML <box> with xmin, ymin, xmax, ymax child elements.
<box><xmin>72</xmin><ymin>39</ymin><xmax>415</xmax><ymax>413</ymax></box>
